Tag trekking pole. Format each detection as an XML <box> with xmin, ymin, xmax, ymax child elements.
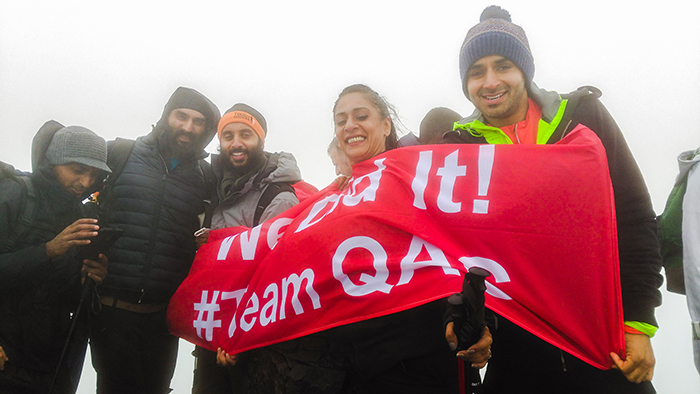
<box><xmin>49</xmin><ymin>277</ymin><xmax>94</xmax><ymax>394</ymax></box>
<box><xmin>448</xmin><ymin>267</ymin><xmax>491</xmax><ymax>394</ymax></box>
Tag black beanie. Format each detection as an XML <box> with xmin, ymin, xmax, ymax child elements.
<box><xmin>224</xmin><ymin>103</ymin><xmax>267</xmax><ymax>135</ymax></box>
<box><xmin>157</xmin><ymin>86</ymin><xmax>221</xmax><ymax>132</ymax></box>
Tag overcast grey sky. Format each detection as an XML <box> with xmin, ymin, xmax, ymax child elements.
<box><xmin>1</xmin><ymin>0</ymin><xmax>699</xmax><ymax>392</ymax></box>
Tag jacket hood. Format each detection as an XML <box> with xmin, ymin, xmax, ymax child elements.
<box><xmin>31</xmin><ymin>120</ymin><xmax>66</xmax><ymax>172</ymax></box>
<box><xmin>30</xmin><ymin>120</ymin><xmax>108</xmax><ymax>198</ymax></box>
<box><xmin>152</xmin><ymin>86</ymin><xmax>221</xmax><ymax>154</ymax></box>
<box><xmin>676</xmin><ymin>147</ymin><xmax>700</xmax><ymax>185</ymax></box>
<box><xmin>263</xmin><ymin>151</ymin><xmax>302</xmax><ymax>184</ymax></box>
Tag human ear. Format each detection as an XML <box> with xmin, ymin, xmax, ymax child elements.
<box><xmin>383</xmin><ymin>117</ymin><xmax>391</xmax><ymax>137</ymax></box>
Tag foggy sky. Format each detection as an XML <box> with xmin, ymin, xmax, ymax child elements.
<box><xmin>1</xmin><ymin>1</ymin><xmax>698</xmax><ymax>392</ymax></box>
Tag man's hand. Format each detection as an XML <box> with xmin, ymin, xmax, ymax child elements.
<box><xmin>610</xmin><ymin>332</ymin><xmax>655</xmax><ymax>383</ymax></box>
<box><xmin>194</xmin><ymin>228</ymin><xmax>210</xmax><ymax>249</ymax></box>
<box><xmin>445</xmin><ymin>323</ymin><xmax>492</xmax><ymax>368</ymax></box>
<box><xmin>216</xmin><ymin>347</ymin><xmax>238</xmax><ymax>366</ymax></box>
<box><xmin>46</xmin><ymin>218</ymin><xmax>98</xmax><ymax>259</ymax></box>
<box><xmin>334</xmin><ymin>176</ymin><xmax>350</xmax><ymax>191</ymax></box>
<box><xmin>81</xmin><ymin>253</ymin><xmax>108</xmax><ymax>286</ymax></box>
<box><xmin>0</xmin><ymin>345</ymin><xmax>8</xmax><ymax>370</ymax></box>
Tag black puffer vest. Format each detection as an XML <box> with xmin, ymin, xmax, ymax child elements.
<box><xmin>100</xmin><ymin>131</ymin><xmax>211</xmax><ymax>304</ymax></box>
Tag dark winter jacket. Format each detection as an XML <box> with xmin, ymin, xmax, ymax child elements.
<box><xmin>444</xmin><ymin>83</ymin><xmax>664</xmax><ymax>327</ymax></box>
<box><xmin>99</xmin><ymin>88</ymin><xmax>220</xmax><ymax>304</ymax></box>
<box><xmin>0</xmin><ymin>121</ymin><xmax>96</xmax><ymax>393</ymax></box>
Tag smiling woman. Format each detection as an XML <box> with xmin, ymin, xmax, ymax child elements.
<box><xmin>327</xmin><ymin>84</ymin><xmax>464</xmax><ymax>393</ymax></box>
<box><xmin>332</xmin><ymin>84</ymin><xmax>399</xmax><ymax>166</ymax></box>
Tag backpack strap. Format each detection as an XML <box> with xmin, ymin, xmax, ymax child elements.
<box><xmin>253</xmin><ymin>182</ymin><xmax>295</xmax><ymax>226</ymax></box>
<box><xmin>550</xmin><ymin>86</ymin><xmax>602</xmax><ymax>143</ymax></box>
<box><xmin>105</xmin><ymin>138</ymin><xmax>136</xmax><ymax>186</ymax></box>
<box><xmin>1</xmin><ymin>176</ymin><xmax>36</xmax><ymax>253</ymax></box>
<box><xmin>97</xmin><ymin>138</ymin><xmax>136</xmax><ymax>211</ymax></box>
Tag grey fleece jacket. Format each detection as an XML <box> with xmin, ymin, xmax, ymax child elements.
<box><xmin>211</xmin><ymin>151</ymin><xmax>301</xmax><ymax>229</ymax></box>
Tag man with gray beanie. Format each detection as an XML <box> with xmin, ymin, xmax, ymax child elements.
<box><xmin>0</xmin><ymin>121</ymin><xmax>109</xmax><ymax>393</ymax></box>
<box><xmin>442</xmin><ymin>5</ymin><xmax>662</xmax><ymax>394</ymax></box>
<box><xmin>88</xmin><ymin>86</ymin><xmax>220</xmax><ymax>394</ymax></box>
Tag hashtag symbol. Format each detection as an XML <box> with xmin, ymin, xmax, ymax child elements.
<box><xmin>193</xmin><ymin>290</ymin><xmax>222</xmax><ymax>342</ymax></box>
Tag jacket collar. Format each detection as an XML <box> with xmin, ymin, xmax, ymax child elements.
<box><xmin>455</xmin><ymin>82</ymin><xmax>566</xmax><ymax>144</ymax></box>
<box><xmin>460</xmin><ymin>81</ymin><xmax>562</xmax><ymax>125</ymax></box>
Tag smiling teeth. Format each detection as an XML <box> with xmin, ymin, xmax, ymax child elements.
<box><xmin>485</xmin><ymin>92</ymin><xmax>505</xmax><ymax>101</ymax></box>
<box><xmin>347</xmin><ymin>136</ymin><xmax>365</xmax><ymax>144</ymax></box>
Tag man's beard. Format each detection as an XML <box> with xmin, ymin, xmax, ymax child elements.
<box><xmin>218</xmin><ymin>140</ymin><xmax>265</xmax><ymax>176</ymax></box>
<box><xmin>165</xmin><ymin>124</ymin><xmax>205</xmax><ymax>160</ymax></box>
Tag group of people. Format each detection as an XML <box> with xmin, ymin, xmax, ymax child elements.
<box><xmin>0</xmin><ymin>5</ymin><xmax>674</xmax><ymax>394</ymax></box>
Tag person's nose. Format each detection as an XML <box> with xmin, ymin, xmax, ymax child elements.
<box><xmin>344</xmin><ymin>118</ymin><xmax>357</xmax><ymax>133</ymax></box>
<box><xmin>80</xmin><ymin>174</ymin><xmax>97</xmax><ymax>189</ymax></box>
<box><xmin>231</xmin><ymin>134</ymin><xmax>244</xmax><ymax>149</ymax></box>
<box><xmin>182</xmin><ymin>118</ymin><xmax>195</xmax><ymax>133</ymax></box>
<box><xmin>483</xmin><ymin>68</ymin><xmax>500</xmax><ymax>90</ymax></box>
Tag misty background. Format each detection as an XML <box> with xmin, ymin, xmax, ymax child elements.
<box><xmin>1</xmin><ymin>1</ymin><xmax>698</xmax><ymax>392</ymax></box>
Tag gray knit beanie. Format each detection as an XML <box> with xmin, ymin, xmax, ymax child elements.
<box><xmin>459</xmin><ymin>5</ymin><xmax>534</xmax><ymax>98</ymax></box>
<box><xmin>46</xmin><ymin>126</ymin><xmax>111</xmax><ymax>173</ymax></box>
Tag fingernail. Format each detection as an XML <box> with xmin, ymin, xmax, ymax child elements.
<box><xmin>467</xmin><ymin>349</ymin><xmax>475</xmax><ymax>354</ymax></box>
<box><xmin>449</xmin><ymin>342</ymin><xmax>456</xmax><ymax>351</ymax></box>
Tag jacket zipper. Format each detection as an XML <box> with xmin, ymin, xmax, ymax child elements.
<box><xmin>140</xmin><ymin>152</ymin><xmax>170</xmax><ymax>303</ymax></box>
<box><xmin>558</xmin><ymin>119</ymin><xmax>574</xmax><ymax>141</ymax></box>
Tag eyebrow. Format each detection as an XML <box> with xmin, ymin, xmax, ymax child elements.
<box><xmin>174</xmin><ymin>109</ymin><xmax>205</xmax><ymax>121</ymax></box>
<box><xmin>470</xmin><ymin>56</ymin><xmax>511</xmax><ymax>71</ymax></box>
<box><xmin>337</xmin><ymin>106</ymin><xmax>369</xmax><ymax>115</ymax></box>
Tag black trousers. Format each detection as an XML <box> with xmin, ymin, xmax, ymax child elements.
<box><xmin>0</xmin><ymin>363</ymin><xmax>72</xmax><ymax>394</ymax></box>
<box><xmin>191</xmin><ymin>300</ymin><xmax>458</xmax><ymax>394</ymax></box>
<box><xmin>333</xmin><ymin>300</ymin><xmax>459</xmax><ymax>394</ymax></box>
<box><xmin>483</xmin><ymin>315</ymin><xmax>656</xmax><ymax>394</ymax></box>
<box><xmin>88</xmin><ymin>305</ymin><xmax>179</xmax><ymax>394</ymax></box>
<box><xmin>192</xmin><ymin>333</ymin><xmax>348</xmax><ymax>394</ymax></box>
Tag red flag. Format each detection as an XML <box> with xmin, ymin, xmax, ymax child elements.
<box><xmin>167</xmin><ymin>125</ymin><xmax>624</xmax><ymax>369</ymax></box>
<box><xmin>291</xmin><ymin>180</ymin><xmax>319</xmax><ymax>202</ymax></box>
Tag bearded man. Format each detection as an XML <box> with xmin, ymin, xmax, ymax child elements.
<box><xmin>191</xmin><ymin>103</ymin><xmax>309</xmax><ymax>394</ymax></box>
<box><xmin>89</xmin><ymin>86</ymin><xmax>220</xmax><ymax>394</ymax></box>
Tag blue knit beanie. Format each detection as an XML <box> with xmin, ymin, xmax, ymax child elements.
<box><xmin>459</xmin><ymin>6</ymin><xmax>534</xmax><ymax>98</ymax></box>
